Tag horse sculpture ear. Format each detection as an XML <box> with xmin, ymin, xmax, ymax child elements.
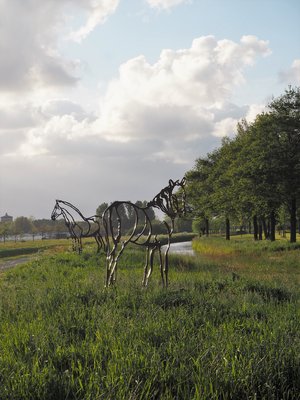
<box><xmin>169</xmin><ymin>179</ymin><xmax>175</xmax><ymax>187</ymax></box>
<box><xmin>180</xmin><ymin>177</ymin><xmax>186</xmax><ymax>186</ymax></box>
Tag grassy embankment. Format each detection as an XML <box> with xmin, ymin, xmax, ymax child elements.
<box><xmin>0</xmin><ymin>239</ymin><xmax>71</xmax><ymax>261</ymax></box>
<box><xmin>0</xmin><ymin>233</ymin><xmax>196</xmax><ymax>261</ymax></box>
<box><xmin>0</xmin><ymin>235</ymin><xmax>299</xmax><ymax>399</ymax></box>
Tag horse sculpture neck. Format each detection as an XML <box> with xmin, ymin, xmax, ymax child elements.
<box><xmin>56</xmin><ymin>200</ymin><xmax>85</xmax><ymax>221</ymax></box>
<box><xmin>147</xmin><ymin>178</ymin><xmax>186</xmax><ymax>220</ymax></box>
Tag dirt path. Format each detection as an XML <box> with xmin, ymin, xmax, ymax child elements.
<box><xmin>0</xmin><ymin>257</ymin><xmax>31</xmax><ymax>272</ymax></box>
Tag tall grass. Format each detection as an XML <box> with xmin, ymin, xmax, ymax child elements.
<box><xmin>0</xmin><ymin>240</ymin><xmax>299</xmax><ymax>399</ymax></box>
<box><xmin>192</xmin><ymin>236</ymin><xmax>300</xmax><ymax>288</ymax></box>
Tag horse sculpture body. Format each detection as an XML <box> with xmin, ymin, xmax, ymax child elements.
<box><xmin>102</xmin><ymin>178</ymin><xmax>186</xmax><ymax>287</ymax></box>
<box><xmin>51</xmin><ymin>200</ymin><xmax>104</xmax><ymax>253</ymax></box>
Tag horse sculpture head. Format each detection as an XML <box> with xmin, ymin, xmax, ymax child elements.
<box><xmin>51</xmin><ymin>200</ymin><xmax>62</xmax><ymax>221</ymax></box>
<box><xmin>148</xmin><ymin>178</ymin><xmax>186</xmax><ymax>219</ymax></box>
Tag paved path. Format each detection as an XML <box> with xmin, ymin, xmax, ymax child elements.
<box><xmin>0</xmin><ymin>257</ymin><xmax>31</xmax><ymax>272</ymax></box>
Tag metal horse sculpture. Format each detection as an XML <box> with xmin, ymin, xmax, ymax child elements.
<box><xmin>51</xmin><ymin>200</ymin><xmax>104</xmax><ymax>253</ymax></box>
<box><xmin>102</xmin><ymin>178</ymin><xmax>186</xmax><ymax>287</ymax></box>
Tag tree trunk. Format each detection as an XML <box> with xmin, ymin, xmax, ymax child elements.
<box><xmin>253</xmin><ymin>215</ymin><xmax>258</xmax><ymax>241</ymax></box>
<box><xmin>261</xmin><ymin>217</ymin><xmax>269</xmax><ymax>240</ymax></box>
<box><xmin>248</xmin><ymin>221</ymin><xmax>252</xmax><ymax>234</ymax></box>
<box><xmin>258</xmin><ymin>219</ymin><xmax>263</xmax><ymax>241</ymax></box>
<box><xmin>205</xmin><ymin>218</ymin><xmax>209</xmax><ymax>237</ymax></box>
<box><xmin>270</xmin><ymin>210</ymin><xmax>276</xmax><ymax>241</ymax></box>
<box><xmin>225</xmin><ymin>217</ymin><xmax>230</xmax><ymax>240</ymax></box>
<box><xmin>290</xmin><ymin>197</ymin><xmax>297</xmax><ymax>243</ymax></box>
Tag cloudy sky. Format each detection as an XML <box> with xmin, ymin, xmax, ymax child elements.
<box><xmin>1</xmin><ymin>0</ymin><xmax>300</xmax><ymax>219</ymax></box>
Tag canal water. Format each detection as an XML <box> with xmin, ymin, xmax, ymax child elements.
<box><xmin>163</xmin><ymin>241</ymin><xmax>195</xmax><ymax>256</ymax></box>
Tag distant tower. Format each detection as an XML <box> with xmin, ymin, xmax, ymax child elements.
<box><xmin>1</xmin><ymin>213</ymin><xmax>13</xmax><ymax>223</ymax></box>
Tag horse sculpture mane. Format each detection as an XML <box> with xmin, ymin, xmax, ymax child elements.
<box><xmin>147</xmin><ymin>178</ymin><xmax>186</xmax><ymax>218</ymax></box>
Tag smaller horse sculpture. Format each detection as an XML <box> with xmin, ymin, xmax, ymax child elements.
<box><xmin>51</xmin><ymin>200</ymin><xmax>104</xmax><ymax>254</ymax></box>
<box><xmin>102</xmin><ymin>178</ymin><xmax>186</xmax><ymax>287</ymax></box>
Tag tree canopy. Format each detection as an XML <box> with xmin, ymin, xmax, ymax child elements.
<box><xmin>186</xmin><ymin>86</ymin><xmax>300</xmax><ymax>242</ymax></box>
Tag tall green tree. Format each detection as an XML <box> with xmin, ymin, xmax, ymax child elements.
<box><xmin>14</xmin><ymin>217</ymin><xmax>34</xmax><ymax>235</ymax></box>
<box><xmin>235</xmin><ymin>114</ymin><xmax>283</xmax><ymax>241</ymax></box>
<box><xmin>209</xmin><ymin>138</ymin><xmax>242</xmax><ymax>240</ymax></box>
<box><xmin>267</xmin><ymin>86</ymin><xmax>300</xmax><ymax>242</ymax></box>
<box><xmin>187</xmin><ymin>138</ymin><xmax>243</xmax><ymax>240</ymax></box>
<box><xmin>96</xmin><ymin>202</ymin><xmax>109</xmax><ymax>217</ymax></box>
<box><xmin>185</xmin><ymin>154</ymin><xmax>217</xmax><ymax>236</ymax></box>
<box><xmin>0</xmin><ymin>222</ymin><xmax>12</xmax><ymax>243</ymax></box>
<box><xmin>186</xmin><ymin>87</ymin><xmax>300</xmax><ymax>242</ymax></box>
<box><xmin>135</xmin><ymin>200</ymin><xmax>156</xmax><ymax>222</ymax></box>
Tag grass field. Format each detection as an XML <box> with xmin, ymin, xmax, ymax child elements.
<box><xmin>0</xmin><ymin>236</ymin><xmax>299</xmax><ymax>399</ymax></box>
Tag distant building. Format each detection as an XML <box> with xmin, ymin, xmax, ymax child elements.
<box><xmin>1</xmin><ymin>213</ymin><xmax>13</xmax><ymax>223</ymax></box>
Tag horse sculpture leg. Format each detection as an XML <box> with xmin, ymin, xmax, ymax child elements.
<box><xmin>94</xmin><ymin>233</ymin><xmax>103</xmax><ymax>253</ymax></box>
<box><xmin>105</xmin><ymin>239</ymin><xmax>123</xmax><ymax>286</ymax></box>
<box><xmin>105</xmin><ymin>256</ymin><xmax>111</xmax><ymax>287</ymax></box>
<box><xmin>164</xmin><ymin>247</ymin><xmax>170</xmax><ymax>288</ymax></box>
<box><xmin>106</xmin><ymin>247</ymin><xmax>116</xmax><ymax>287</ymax></box>
<box><xmin>144</xmin><ymin>247</ymin><xmax>157</xmax><ymax>287</ymax></box>
<box><xmin>108</xmin><ymin>260</ymin><xmax>117</xmax><ymax>286</ymax></box>
<box><xmin>142</xmin><ymin>247</ymin><xmax>150</xmax><ymax>287</ymax></box>
<box><xmin>158</xmin><ymin>247</ymin><xmax>165</xmax><ymax>288</ymax></box>
<box><xmin>78</xmin><ymin>237</ymin><xmax>83</xmax><ymax>254</ymax></box>
<box><xmin>75</xmin><ymin>238</ymin><xmax>80</xmax><ymax>253</ymax></box>
<box><xmin>73</xmin><ymin>237</ymin><xmax>82</xmax><ymax>254</ymax></box>
<box><xmin>108</xmin><ymin>242</ymin><xmax>127</xmax><ymax>286</ymax></box>
<box><xmin>162</xmin><ymin>222</ymin><xmax>173</xmax><ymax>288</ymax></box>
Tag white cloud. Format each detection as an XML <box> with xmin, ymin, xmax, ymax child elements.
<box><xmin>245</xmin><ymin>103</ymin><xmax>267</xmax><ymax>123</ymax></box>
<box><xmin>216</xmin><ymin>35</ymin><xmax>271</xmax><ymax>67</ymax></box>
<box><xmin>0</xmin><ymin>104</ymin><xmax>37</xmax><ymax>130</ymax></box>
<box><xmin>40</xmin><ymin>99</ymin><xmax>94</xmax><ymax>120</ymax></box>
<box><xmin>69</xmin><ymin>0</ymin><xmax>119</xmax><ymax>42</ymax></box>
<box><xmin>147</xmin><ymin>0</ymin><xmax>190</xmax><ymax>10</ymax></box>
<box><xmin>6</xmin><ymin>35</ymin><xmax>271</xmax><ymax>164</ymax></box>
<box><xmin>92</xmin><ymin>35</ymin><xmax>271</xmax><ymax>147</ymax></box>
<box><xmin>279</xmin><ymin>59</ymin><xmax>300</xmax><ymax>84</ymax></box>
<box><xmin>212</xmin><ymin>118</ymin><xmax>237</xmax><ymax>138</ymax></box>
<box><xmin>0</xmin><ymin>0</ymin><xmax>119</xmax><ymax>93</ymax></box>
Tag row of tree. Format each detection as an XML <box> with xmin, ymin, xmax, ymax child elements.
<box><xmin>0</xmin><ymin>200</ymin><xmax>193</xmax><ymax>242</ymax></box>
<box><xmin>185</xmin><ymin>86</ymin><xmax>300</xmax><ymax>242</ymax></box>
<box><xmin>0</xmin><ymin>217</ymin><xmax>68</xmax><ymax>242</ymax></box>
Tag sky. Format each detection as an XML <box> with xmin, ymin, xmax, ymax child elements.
<box><xmin>0</xmin><ymin>0</ymin><xmax>300</xmax><ymax>220</ymax></box>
